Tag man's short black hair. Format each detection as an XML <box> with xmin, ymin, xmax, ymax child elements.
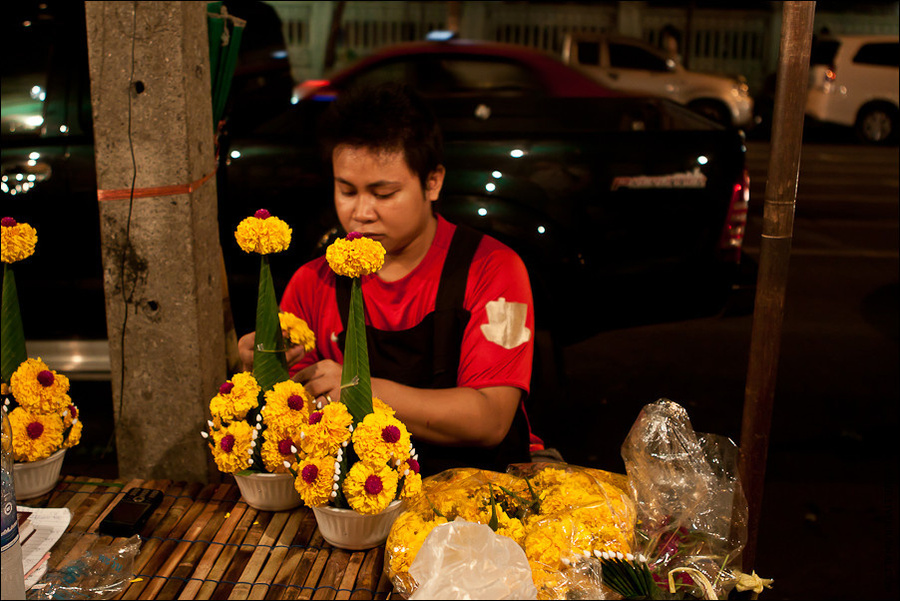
<box><xmin>318</xmin><ymin>82</ymin><xmax>444</xmax><ymax>188</ymax></box>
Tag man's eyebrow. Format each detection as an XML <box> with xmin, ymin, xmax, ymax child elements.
<box><xmin>333</xmin><ymin>177</ymin><xmax>401</xmax><ymax>188</ymax></box>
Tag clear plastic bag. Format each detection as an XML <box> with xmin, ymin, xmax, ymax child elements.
<box><xmin>621</xmin><ymin>398</ymin><xmax>748</xmax><ymax>599</ymax></box>
<box><xmin>408</xmin><ymin>519</ymin><xmax>537</xmax><ymax>600</ymax></box>
<box><xmin>385</xmin><ymin>464</ymin><xmax>635</xmax><ymax>600</ymax></box>
<box><xmin>27</xmin><ymin>533</ymin><xmax>142</xmax><ymax>600</ymax></box>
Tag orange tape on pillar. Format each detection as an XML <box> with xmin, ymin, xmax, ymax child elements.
<box><xmin>96</xmin><ymin>167</ymin><xmax>216</xmax><ymax>202</ymax></box>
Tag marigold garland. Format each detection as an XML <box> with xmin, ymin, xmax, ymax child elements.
<box><xmin>343</xmin><ymin>461</ymin><xmax>399</xmax><ymax>515</ymax></box>
<box><xmin>1</xmin><ymin>217</ymin><xmax>38</xmax><ymax>264</ymax></box>
<box><xmin>209</xmin><ymin>372</ymin><xmax>261</xmax><ymax>422</ymax></box>
<box><xmin>234</xmin><ymin>209</ymin><xmax>292</xmax><ymax>255</ymax></box>
<box><xmin>279</xmin><ymin>311</ymin><xmax>316</xmax><ymax>352</ymax></box>
<box><xmin>8</xmin><ymin>406</ymin><xmax>65</xmax><ymax>462</ymax></box>
<box><xmin>325</xmin><ymin>233</ymin><xmax>386</xmax><ymax>277</ymax></box>
<box><xmin>10</xmin><ymin>357</ymin><xmax>71</xmax><ymax>415</ymax></box>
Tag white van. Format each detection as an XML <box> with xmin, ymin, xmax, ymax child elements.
<box><xmin>805</xmin><ymin>34</ymin><xmax>899</xmax><ymax>144</ymax></box>
<box><xmin>561</xmin><ymin>33</ymin><xmax>754</xmax><ymax>128</ymax></box>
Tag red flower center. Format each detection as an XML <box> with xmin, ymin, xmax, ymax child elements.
<box><xmin>219</xmin><ymin>382</ymin><xmax>234</xmax><ymax>394</ymax></box>
<box><xmin>308</xmin><ymin>411</ymin><xmax>323</xmax><ymax>425</ymax></box>
<box><xmin>381</xmin><ymin>425</ymin><xmax>401</xmax><ymax>444</ymax></box>
<box><xmin>346</xmin><ymin>231</ymin><xmax>363</xmax><ymax>241</ymax></box>
<box><xmin>68</xmin><ymin>405</ymin><xmax>78</xmax><ymax>419</ymax></box>
<box><xmin>364</xmin><ymin>474</ymin><xmax>384</xmax><ymax>495</ymax></box>
<box><xmin>254</xmin><ymin>208</ymin><xmax>271</xmax><ymax>219</ymax></box>
<box><xmin>26</xmin><ymin>421</ymin><xmax>44</xmax><ymax>439</ymax></box>
<box><xmin>37</xmin><ymin>370</ymin><xmax>55</xmax><ymax>387</ymax></box>
<box><xmin>407</xmin><ymin>458</ymin><xmax>420</xmax><ymax>474</ymax></box>
<box><xmin>302</xmin><ymin>464</ymin><xmax>319</xmax><ymax>483</ymax></box>
<box><xmin>220</xmin><ymin>434</ymin><xmax>235</xmax><ymax>453</ymax></box>
<box><xmin>1</xmin><ymin>217</ymin><xmax>17</xmax><ymax>227</ymax></box>
<box><xmin>287</xmin><ymin>394</ymin><xmax>305</xmax><ymax>411</ymax></box>
<box><xmin>277</xmin><ymin>439</ymin><xmax>294</xmax><ymax>455</ymax></box>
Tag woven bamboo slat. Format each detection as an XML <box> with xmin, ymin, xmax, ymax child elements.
<box><xmin>25</xmin><ymin>478</ymin><xmax>396</xmax><ymax>600</ymax></box>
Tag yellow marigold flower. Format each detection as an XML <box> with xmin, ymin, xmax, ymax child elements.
<box><xmin>279</xmin><ymin>311</ymin><xmax>316</xmax><ymax>352</ymax></box>
<box><xmin>210</xmin><ymin>420</ymin><xmax>255</xmax><ymax>473</ymax></box>
<box><xmin>234</xmin><ymin>209</ymin><xmax>292</xmax><ymax>255</ymax></box>
<box><xmin>261</xmin><ymin>379</ymin><xmax>313</xmax><ymax>424</ymax></box>
<box><xmin>293</xmin><ymin>454</ymin><xmax>337</xmax><ymax>507</ymax></box>
<box><xmin>298</xmin><ymin>401</ymin><xmax>352</xmax><ymax>457</ymax></box>
<box><xmin>260</xmin><ymin>425</ymin><xmax>298</xmax><ymax>473</ymax></box>
<box><xmin>399</xmin><ymin>458</ymin><xmax>423</xmax><ymax>500</ymax></box>
<box><xmin>209</xmin><ymin>372</ymin><xmax>260</xmax><ymax>422</ymax></box>
<box><xmin>352</xmin><ymin>411</ymin><xmax>411</xmax><ymax>467</ymax></box>
<box><xmin>61</xmin><ymin>403</ymin><xmax>79</xmax><ymax>429</ymax></box>
<box><xmin>63</xmin><ymin>419</ymin><xmax>83</xmax><ymax>449</ymax></box>
<box><xmin>325</xmin><ymin>233</ymin><xmax>385</xmax><ymax>277</ymax></box>
<box><xmin>10</xmin><ymin>358</ymin><xmax>71</xmax><ymax>415</ymax></box>
<box><xmin>8</xmin><ymin>407</ymin><xmax>65</xmax><ymax>462</ymax></box>
<box><xmin>343</xmin><ymin>461</ymin><xmax>399</xmax><ymax>515</ymax></box>
<box><xmin>1</xmin><ymin>217</ymin><xmax>38</xmax><ymax>263</ymax></box>
<box><xmin>372</xmin><ymin>396</ymin><xmax>396</xmax><ymax>417</ymax></box>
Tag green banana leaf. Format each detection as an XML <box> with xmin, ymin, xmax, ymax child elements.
<box><xmin>252</xmin><ymin>256</ymin><xmax>288</xmax><ymax>391</ymax></box>
<box><xmin>1</xmin><ymin>264</ymin><xmax>27</xmax><ymax>384</ymax></box>
<box><xmin>340</xmin><ymin>277</ymin><xmax>373</xmax><ymax>424</ymax></box>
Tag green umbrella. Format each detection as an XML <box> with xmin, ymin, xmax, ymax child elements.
<box><xmin>207</xmin><ymin>2</ymin><xmax>246</xmax><ymax>128</ymax></box>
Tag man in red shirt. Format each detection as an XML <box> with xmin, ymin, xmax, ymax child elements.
<box><xmin>240</xmin><ymin>83</ymin><xmax>534</xmax><ymax>475</ymax></box>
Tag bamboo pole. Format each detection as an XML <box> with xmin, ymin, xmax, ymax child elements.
<box><xmin>739</xmin><ymin>1</ymin><xmax>816</xmax><ymax>572</ymax></box>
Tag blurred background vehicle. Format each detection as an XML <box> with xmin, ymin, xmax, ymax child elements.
<box><xmin>291</xmin><ymin>36</ymin><xmax>621</xmax><ymax>102</ymax></box>
<box><xmin>559</xmin><ymin>32</ymin><xmax>755</xmax><ymax>128</ymax></box>
<box><xmin>805</xmin><ymin>33</ymin><xmax>899</xmax><ymax>144</ymax></box>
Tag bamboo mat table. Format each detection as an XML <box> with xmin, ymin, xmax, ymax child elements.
<box><xmin>23</xmin><ymin>475</ymin><xmax>398</xmax><ymax>600</ymax></box>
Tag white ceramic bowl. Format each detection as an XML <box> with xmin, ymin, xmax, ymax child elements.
<box><xmin>313</xmin><ymin>499</ymin><xmax>405</xmax><ymax>550</ymax></box>
<box><xmin>233</xmin><ymin>472</ymin><xmax>303</xmax><ymax>512</ymax></box>
<box><xmin>14</xmin><ymin>448</ymin><xmax>66</xmax><ymax>500</ymax></box>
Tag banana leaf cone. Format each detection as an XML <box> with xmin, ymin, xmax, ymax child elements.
<box><xmin>1</xmin><ymin>263</ymin><xmax>27</xmax><ymax>385</ymax></box>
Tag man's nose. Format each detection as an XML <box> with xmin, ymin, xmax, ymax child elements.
<box><xmin>352</xmin><ymin>194</ymin><xmax>377</xmax><ymax>221</ymax></box>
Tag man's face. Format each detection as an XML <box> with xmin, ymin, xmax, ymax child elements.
<box><xmin>332</xmin><ymin>144</ymin><xmax>444</xmax><ymax>256</ymax></box>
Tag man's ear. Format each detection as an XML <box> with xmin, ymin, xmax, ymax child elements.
<box><xmin>425</xmin><ymin>165</ymin><xmax>446</xmax><ymax>203</ymax></box>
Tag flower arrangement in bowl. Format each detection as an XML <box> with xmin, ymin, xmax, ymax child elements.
<box><xmin>203</xmin><ymin>213</ymin><xmax>422</xmax><ymax>543</ymax></box>
<box><xmin>2</xmin><ymin>217</ymin><xmax>82</xmax><ymax>499</ymax></box>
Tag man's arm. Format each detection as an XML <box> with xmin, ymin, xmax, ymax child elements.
<box><xmin>294</xmin><ymin>359</ymin><xmax>522</xmax><ymax>447</ymax></box>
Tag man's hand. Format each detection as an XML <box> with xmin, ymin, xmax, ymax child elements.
<box><xmin>294</xmin><ymin>359</ymin><xmax>343</xmax><ymax>405</ymax></box>
<box><xmin>237</xmin><ymin>331</ymin><xmax>307</xmax><ymax>373</ymax></box>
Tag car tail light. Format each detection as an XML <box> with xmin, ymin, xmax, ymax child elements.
<box><xmin>292</xmin><ymin>79</ymin><xmax>331</xmax><ymax>103</ymax></box>
<box><xmin>718</xmin><ymin>167</ymin><xmax>749</xmax><ymax>262</ymax></box>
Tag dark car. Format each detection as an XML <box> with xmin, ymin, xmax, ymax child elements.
<box><xmin>292</xmin><ymin>37</ymin><xmax>622</xmax><ymax>103</ymax></box>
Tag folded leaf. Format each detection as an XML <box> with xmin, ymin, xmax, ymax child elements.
<box><xmin>340</xmin><ymin>277</ymin><xmax>373</xmax><ymax>423</ymax></box>
<box><xmin>1</xmin><ymin>264</ymin><xmax>27</xmax><ymax>383</ymax></box>
<box><xmin>253</xmin><ymin>256</ymin><xmax>288</xmax><ymax>391</ymax></box>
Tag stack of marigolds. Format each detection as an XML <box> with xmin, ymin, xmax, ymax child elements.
<box><xmin>1</xmin><ymin>217</ymin><xmax>81</xmax><ymax>463</ymax></box>
<box><xmin>387</xmin><ymin>464</ymin><xmax>636</xmax><ymax>599</ymax></box>
<box><xmin>203</xmin><ymin>210</ymin><xmax>422</xmax><ymax>515</ymax></box>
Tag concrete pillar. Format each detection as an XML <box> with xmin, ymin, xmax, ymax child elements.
<box><xmin>85</xmin><ymin>1</ymin><xmax>226</xmax><ymax>482</ymax></box>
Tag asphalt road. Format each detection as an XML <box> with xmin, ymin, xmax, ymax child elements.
<box><xmin>532</xmin><ymin>138</ymin><xmax>899</xmax><ymax>600</ymax></box>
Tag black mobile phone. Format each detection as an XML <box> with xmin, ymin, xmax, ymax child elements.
<box><xmin>98</xmin><ymin>488</ymin><xmax>164</xmax><ymax>537</ymax></box>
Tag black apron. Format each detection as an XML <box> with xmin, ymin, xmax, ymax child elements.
<box><xmin>336</xmin><ymin>225</ymin><xmax>531</xmax><ymax>477</ymax></box>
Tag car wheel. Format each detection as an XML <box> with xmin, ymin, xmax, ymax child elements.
<box><xmin>855</xmin><ymin>103</ymin><xmax>897</xmax><ymax>144</ymax></box>
<box><xmin>687</xmin><ymin>99</ymin><xmax>732</xmax><ymax>127</ymax></box>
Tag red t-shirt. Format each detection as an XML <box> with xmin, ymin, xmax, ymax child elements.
<box><xmin>280</xmin><ymin>216</ymin><xmax>534</xmax><ymax>394</ymax></box>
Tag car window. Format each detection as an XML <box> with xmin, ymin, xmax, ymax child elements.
<box><xmin>343</xmin><ymin>55</ymin><xmax>543</xmax><ymax>97</ymax></box>
<box><xmin>852</xmin><ymin>42</ymin><xmax>900</xmax><ymax>67</ymax></box>
<box><xmin>437</xmin><ymin>57</ymin><xmax>543</xmax><ymax>95</ymax></box>
<box><xmin>810</xmin><ymin>39</ymin><xmax>840</xmax><ymax>65</ymax></box>
<box><xmin>608</xmin><ymin>42</ymin><xmax>669</xmax><ymax>71</ymax></box>
<box><xmin>577</xmin><ymin>41</ymin><xmax>601</xmax><ymax>66</ymax></box>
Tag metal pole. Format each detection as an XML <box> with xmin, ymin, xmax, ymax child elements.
<box><xmin>739</xmin><ymin>0</ymin><xmax>816</xmax><ymax>572</ymax></box>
